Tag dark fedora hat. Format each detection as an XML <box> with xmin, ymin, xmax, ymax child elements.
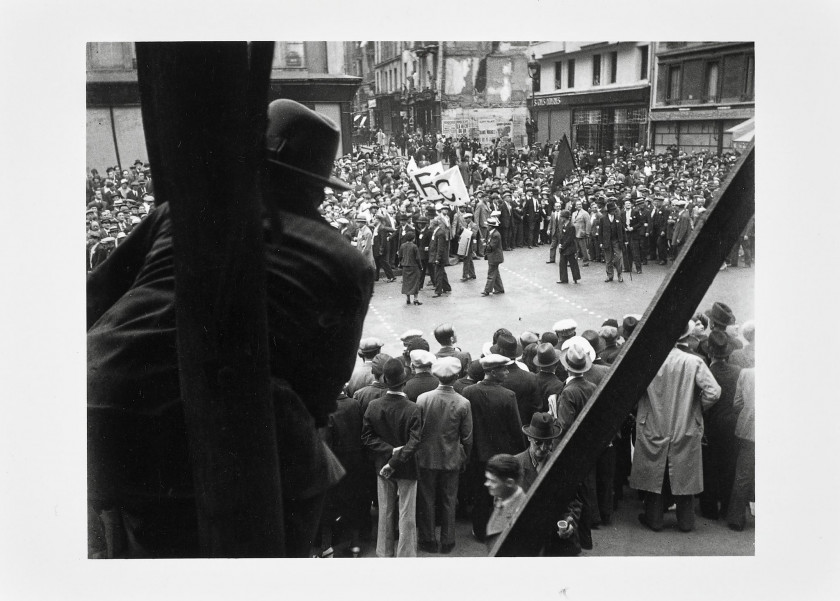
<box><xmin>265</xmin><ymin>99</ymin><xmax>352</xmax><ymax>191</ymax></box>
<box><xmin>491</xmin><ymin>333</ymin><xmax>519</xmax><ymax>359</ymax></box>
<box><xmin>705</xmin><ymin>301</ymin><xmax>736</xmax><ymax>327</ymax></box>
<box><xmin>700</xmin><ymin>330</ymin><xmax>734</xmax><ymax>358</ymax></box>
<box><xmin>532</xmin><ymin>343</ymin><xmax>561</xmax><ymax>368</ymax></box>
<box><xmin>522</xmin><ymin>412</ymin><xmax>563</xmax><ymax>440</ymax></box>
<box><xmin>382</xmin><ymin>357</ymin><xmax>409</xmax><ymax>388</ymax></box>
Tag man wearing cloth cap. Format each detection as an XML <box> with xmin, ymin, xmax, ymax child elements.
<box><xmin>481</xmin><ymin>214</ymin><xmax>505</xmax><ymax>296</ymax></box>
<box><xmin>87</xmin><ymin>99</ymin><xmax>372</xmax><ymax>557</ymax></box>
<box><xmin>514</xmin><ymin>413</ymin><xmax>582</xmax><ymax>556</ymax></box>
<box><xmin>346</xmin><ymin>337</ymin><xmax>384</xmax><ymax>397</ymax></box>
<box><xmin>353</xmin><ymin>353</ymin><xmax>393</xmax><ymax>411</ymax></box>
<box><xmin>461</xmin><ymin>354</ymin><xmax>527</xmax><ymax>541</ymax></box>
<box><xmin>404</xmin><ymin>349</ymin><xmax>440</xmax><ymax>402</ymax></box>
<box><xmin>415</xmin><ymin>357</ymin><xmax>473</xmax><ymax>554</ymax></box>
<box><xmin>670</xmin><ymin>198</ymin><xmax>693</xmax><ymax>257</ymax></box>
<box><xmin>597</xmin><ymin>200</ymin><xmax>626</xmax><ymax>282</ymax></box>
<box><xmin>362</xmin><ymin>359</ymin><xmax>422</xmax><ymax>557</ymax></box>
<box><xmin>630</xmin><ymin>321</ymin><xmax>721</xmax><ymax>533</ymax></box>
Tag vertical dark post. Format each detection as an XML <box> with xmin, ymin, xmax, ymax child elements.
<box><xmin>493</xmin><ymin>142</ymin><xmax>755</xmax><ymax>556</ymax></box>
<box><xmin>135</xmin><ymin>42</ymin><xmax>284</xmax><ymax>557</ymax></box>
<box><xmin>108</xmin><ymin>105</ymin><xmax>121</xmax><ymax>172</ymax></box>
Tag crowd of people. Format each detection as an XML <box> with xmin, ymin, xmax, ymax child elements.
<box><xmin>86</xmin><ymin>101</ymin><xmax>754</xmax><ymax>558</ymax></box>
<box><xmin>321</xmin><ymin>304</ymin><xmax>755</xmax><ymax>557</ymax></box>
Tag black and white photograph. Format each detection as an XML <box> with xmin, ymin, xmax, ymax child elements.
<box><xmin>3</xmin><ymin>1</ymin><xmax>840</xmax><ymax>600</ymax></box>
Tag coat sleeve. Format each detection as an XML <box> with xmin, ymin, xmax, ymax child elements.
<box><xmin>389</xmin><ymin>406</ymin><xmax>423</xmax><ymax>469</ymax></box>
<box><xmin>361</xmin><ymin>405</ymin><xmax>394</xmax><ymax>456</ymax></box>
<box><xmin>460</xmin><ymin>402</ymin><xmax>474</xmax><ymax>460</ymax></box>
<box><xmin>695</xmin><ymin>360</ymin><xmax>722</xmax><ymax>411</ymax></box>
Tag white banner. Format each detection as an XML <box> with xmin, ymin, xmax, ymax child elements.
<box><xmin>410</xmin><ymin>164</ymin><xmax>471</xmax><ymax>207</ymax></box>
<box><xmin>407</xmin><ymin>161</ymin><xmax>445</xmax><ymax>199</ymax></box>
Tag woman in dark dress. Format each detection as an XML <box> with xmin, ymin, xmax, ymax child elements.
<box><xmin>399</xmin><ymin>231</ymin><xmax>422</xmax><ymax>305</ymax></box>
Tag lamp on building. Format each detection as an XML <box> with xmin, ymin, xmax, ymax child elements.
<box><xmin>527</xmin><ymin>52</ymin><xmax>540</xmax><ymax>122</ymax></box>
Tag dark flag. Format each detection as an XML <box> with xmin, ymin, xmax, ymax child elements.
<box><xmin>551</xmin><ymin>134</ymin><xmax>576</xmax><ymax>193</ymax></box>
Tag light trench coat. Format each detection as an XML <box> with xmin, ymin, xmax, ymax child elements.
<box><xmin>629</xmin><ymin>347</ymin><xmax>721</xmax><ymax>495</ymax></box>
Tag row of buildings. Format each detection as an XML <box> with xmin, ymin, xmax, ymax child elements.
<box><xmin>86</xmin><ymin>41</ymin><xmax>754</xmax><ymax>173</ymax></box>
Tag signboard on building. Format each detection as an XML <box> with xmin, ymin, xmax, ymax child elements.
<box><xmin>477</xmin><ymin>118</ymin><xmax>498</xmax><ymax>146</ymax></box>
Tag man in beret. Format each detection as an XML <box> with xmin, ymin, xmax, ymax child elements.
<box><xmin>415</xmin><ymin>357</ymin><xmax>473</xmax><ymax>554</ymax></box>
<box><xmin>630</xmin><ymin>322</ymin><xmax>721</xmax><ymax>533</ymax></box>
<box><xmin>362</xmin><ymin>358</ymin><xmax>422</xmax><ymax>557</ymax></box>
<box><xmin>404</xmin><ymin>349</ymin><xmax>440</xmax><ymax>402</ymax></box>
<box><xmin>461</xmin><ymin>354</ymin><xmax>527</xmax><ymax>541</ymax></box>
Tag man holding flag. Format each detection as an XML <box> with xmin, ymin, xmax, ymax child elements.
<box><xmin>551</xmin><ymin>134</ymin><xmax>577</xmax><ymax>194</ymax></box>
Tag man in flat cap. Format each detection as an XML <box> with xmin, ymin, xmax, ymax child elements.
<box><xmin>461</xmin><ymin>354</ymin><xmax>526</xmax><ymax>540</ymax></box>
<box><xmin>362</xmin><ymin>358</ymin><xmax>422</xmax><ymax>557</ymax></box>
<box><xmin>404</xmin><ymin>349</ymin><xmax>440</xmax><ymax>402</ymax></box>
<box><xmin>346</xmin><ymin>337</ymin><xmax>384</xmax><ymax>397</ymax></box>
<box><xmin>415</xmin><ymin>357</ymin><xmax>473</xmax><ymax>554</ymax></box>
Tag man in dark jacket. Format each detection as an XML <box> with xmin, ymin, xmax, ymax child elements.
<box><xmin>361</xmin><ymin>358</ymin><xmax>422</xmax><ymax>557</ymax></box>
<box><xmin>493</xmin><ymin>333</ymin><xmax>541</xmax><ymax>426</ymax></box>
<box><xmin>372</xmin><ymin>215</ymin><xmax>396</xmax><ymax>282</ymax></box>
<box><xmin>461</xmin><ymin>354</ymin><xmax>526</xmax><ymax>541</ymax></box>
<box><xmin>557</xmin><ymin>210</ymin><xmax>581</xmax><ymax>284</ymax></box>
<box><xmin>598</xmin><ymin>200</ymin><xmax>626</xmax><ymax>282</ymax></box>
<box><xmin>481</xmin><ymin>215</ymin><xmax>505</xmax><ymax>296</ymax></box>
<box><xmin>649</xmin><ymin>195</ymin><xmax>670</xmax><ymax>265</ymax></box>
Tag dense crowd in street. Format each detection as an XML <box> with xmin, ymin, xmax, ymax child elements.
<box><xmin>323</xmin><ymin>304</ymin><xmax>755</xmax><ymax>557</ymax></box>
<box><xmin>86</xmin><ymin>101</ymin><xmax>754</xmax><ymax>558</ymax></box>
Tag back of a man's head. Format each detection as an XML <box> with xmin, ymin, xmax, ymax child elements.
<box><xmin>434</xmin><ymin>323</ymin><xmax>455</xmax><ymax>346</ymax></box>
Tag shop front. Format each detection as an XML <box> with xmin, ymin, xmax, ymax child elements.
<box><xmin>532</xmin><ymin>85</ymin><xmax>650</xmax><ymax>153</ymax></box>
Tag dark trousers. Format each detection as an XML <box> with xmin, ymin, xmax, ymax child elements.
<box><xmin>622</xmin><ymin>243</ymin><xmax>632</xmax><ymax>272</ymax></box>
<box><xmin>469</xmin><ymin>460</ymin><xmax>490</xmax><ymax>540</ymax></box>
<box><xmin>434</xmin><ymin>263</ymin><xmax>451</xmax><ymax>294</ymax></box>
<box><xmin>484</xmin><ymin>262</ymin><xmax>505</xmax><ymax>294</ymax></box>
<box><xmin>628</xmin><ymin>238</ymin><xmax>643</xmax><ymax>271</ymax></box>
<box><xmin>514</xmin><ymin>222</ymin><xmax>524</xmax><ymax>247</ymax></box>
<box><xmin>643</xmin><ymin>460</ymin><xmax>695</xmax><ymax>532</ymax></box>
<box><xmin>526</xmin><ymin>221</ymin><xmax>539</xmax><ymax>246</ymax></box>
<box><xmin>558</xmin><ymin>252</ymin><xmax>581</xmax><ymax>283</ymax></box>
<box><xmin>614</xmin><ymin>417</ymin><xmax>634</xmax><ymax>501</ymax></box>
<box><xmin>595</xmin><ymin>443</ymin><xmax>616</xmax><ymax>524</ymax></box>
<box><xmin>728</xmin><ymin>237</ymin><xmax>754</xmax><ymax>267</ymax></box>
<box><xmin>578</xmin><ymin>468</ymin><xmax>597</xmax><ymax>548</ymax></box>
<box><xmin>699</xmin><ymin>422</ymin><xmax>739</xmax><ymax>519</ymax></box>
<box><xmin>604</xmin><ymin>240</ymin><xmax>624</xmax><ymax>279</ymax></box>
<box><xmin>500</xmin><ymin>226</ymin><xmax>512</xmax><ymax>250</ymax></box>
<box><xmin>656</xmin><ymin>234</ymin><xmax>669</xmax><ymax>263</ymax></box>
<box><xmin>419</xmin><ymin>259</ymin><xmax>430</xmax><ymax>286</ymax></box>
<box><xmin>590</xmin><ymin>236</ymin><xmax>601</xmax><ymax>262</ymax></box>
<box><xmin>726</xmin><ymin>439</ymin><xmax>755</xmax><ymax>529</ymax></box>
<box><xmin>462</xmin><ymin>252</ymin><xmax>476</xmax><ymax>279</ymax></box>
<box><xmin>640</xmin><ymin>235</ymin><xmax>650</xmax><ymax>262</ymax></box>
<box><xmin>374</xmin><ymin>254</ymin><xmax>394</xmax><ymax>281</ymax></box>
<box><xmin>417</xmin><ymin>468</ymin><xmax>460</xmax><ymax>546</ymax></box>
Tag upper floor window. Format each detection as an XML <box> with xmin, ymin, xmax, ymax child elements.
<box><xmin>667</xmin><ymin>65</ymin><xmax>681</xmax><ymax>101</ymax></box>
<box><xmin>568</xmin><ymin>59</ymin><xmax>576</xmax><ymax>88</ymax></box>
<box><xmin>639</xmin><ymin>45</ymin><xmax>649</xmax><ymax>80</ymax></box>
<box><xmin>592</xmin><ymin>54</ymin><xmax>601</xmax><ymax>86</ymax></box>
<box><xmin>705</xmin><ymin>62</ymin><xmax>720</xmax><ymax>102</ymax></box>
<box><xmin>554</xmin><ymin>62</ymin><xmax>562</xmax><ymax>90</ymax></box>
<box><xmin>609</xmin><ymin>51</ymin><xmax>618</xmax><ymax>84</ymax></box>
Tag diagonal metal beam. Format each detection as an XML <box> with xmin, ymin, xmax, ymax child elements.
<box><xmin>135</xmin><ymin>42</ymin><xmax>284</xmax><ymax>557</ymax></box>
<box><xmin>493</xmin><ymin>142</ymin><xmax>755</xmax><ymax>556</ymax></box>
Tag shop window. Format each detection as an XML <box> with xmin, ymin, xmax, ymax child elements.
<box><xmin>567</xmin><ymin>59</ymin><xmax>575</xmax><ymax>88</ymax></box>
<box><xmin>592</xmin><ymin>54</ymin><xmax>601</xmax><ymax>86</ymax></box>
<box><xmin>609</xmin><ymin>51</ymin><xmax>618</xmax><ymax>83</ymax></box>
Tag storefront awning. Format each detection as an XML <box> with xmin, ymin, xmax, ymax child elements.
<box><xmin>727</xmin><ymin>117</ymin><xmax>755</xmax><ymax>143</ymax></box>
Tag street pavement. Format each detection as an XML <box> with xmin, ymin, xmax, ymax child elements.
<box><xmin>347</xmin><ymin>243</ymin><xmax>755</xmax><ymax>558</ymax></box>
<box><xmin>361</xmin><ymin>243</ymin><xmax>754</xmax><ymax>361</ymax></box>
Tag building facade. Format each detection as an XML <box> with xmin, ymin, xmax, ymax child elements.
<box><xmin>528</xmin><ymin>41</ymin><xmax>652</xmax><ymax>153</ymax></box>
<box><xmin>649</xmin><ymin>42</ymin><xmax>754</xmax><ymax>154</ymax></box>
<box><xmin>86</xmin><ymin>42</ymin><xmax>362</xmax><ymax>173</ymax></box>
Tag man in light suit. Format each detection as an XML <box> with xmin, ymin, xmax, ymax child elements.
<box><xmin>571</xmin><ymin>200</ymin><xmax>591</xmax><ymax>266</ymax></box>
<box><xmin>415</xmin><ymin>357</ymin><xmax>473</xmax><ymax>554</ymax></box>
